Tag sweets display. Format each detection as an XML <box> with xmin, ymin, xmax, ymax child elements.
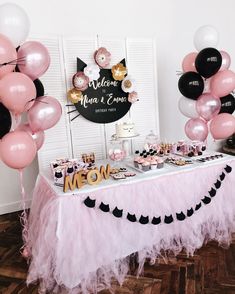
<box><xmin>50</xmin><ymin>155</ymin><xmax>96</xmax><ymax>187</ymax></box>
<box><xmin>115</xmin><ymin>120</ymin><xmax>136</xmax><ymax>138</ymax></box>
<box><xmin>133</xmin><ymin>150</ymin><xmax>165</xmax><ymax>172</ymax></box>
<box><xmin>172</xmin><ymin>140</ymin><xmax>206</xmax><ymax>157</ymax></box>
<box><xmin>108</xmin><ymin>139</ymin><xmax>126</xmax><ymax>161</ymax></box>
<box><xmin>165</xmin><ymin>156</ymin><xmax>193</xmax><ymax>166</ymax></box>
<box><xmin>196</xmin><ymin>154</ymin><xmax>223</xmax><ymax>163</ymax></box>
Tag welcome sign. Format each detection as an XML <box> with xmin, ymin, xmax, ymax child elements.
<box><xmin>75</xmin><ymin>58</ymin><xmax>131</xmax><ymax>123</ymax></box>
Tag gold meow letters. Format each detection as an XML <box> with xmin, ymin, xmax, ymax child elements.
<box><xmin>63</xmin><ymin>164</ymin><xmax>110</xmax><ymax>193</ymax></box>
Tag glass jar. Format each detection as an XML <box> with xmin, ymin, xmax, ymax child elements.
<box><xmin>144</xmin><ymin>130</ymin><xmax>160</xmax><ymax>151</ymax></box>
<box><xmin>108</xmin><ymin>139</ymin><xmax>126</xmax><ymax>163</ymax></box>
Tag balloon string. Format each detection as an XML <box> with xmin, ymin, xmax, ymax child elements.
<box><xmin>18</xmin><ymin>169</ymin><xmax>30</xmax><ymax>258</ymax></box>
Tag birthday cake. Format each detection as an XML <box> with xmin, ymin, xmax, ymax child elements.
<box><xmin>115</xmin><ymin>121</ymin><xmax>136</xmax><ymax>138</ymax></box>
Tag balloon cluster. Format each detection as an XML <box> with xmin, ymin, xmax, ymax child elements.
<box><xmin>0</xmin><ymin>3</ymin><xmax>62</xmax><ymax>170</ymax></box>
<box><xmin>178</xmin><ymin>25</ymin><xmax>235</xmax><ymax>141</ymax></box>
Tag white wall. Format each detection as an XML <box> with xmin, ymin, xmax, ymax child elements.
<box><xmin>0</xmin><ymin>0</ymin><xmax>234</xmax><ymax>214</ymax></box>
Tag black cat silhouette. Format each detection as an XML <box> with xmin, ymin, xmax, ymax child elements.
<box><xmin>99</xmin><ymin>202</ymin><xmax>110</xmax><ymax>212</ymax></box>
<box><xmin>112</xmin><ymin>207</ymin><xmax>123</xmax><ymax>218</ymax></box>
<box><xmin>127</xmin><ymin>213</ymin><xmax>137</xmax><ymax>222</ymax></box>
<box><xmin>151</xmin><ymin>216</ymin><xmax>161</xmax><ymax>225</ymax></box>
<box><xmin>55</xmin><ymin>171</ymin><xmax>63</xmax><ymax>178</ymax></box>
<box><xmin>214</xmin><ymin>180</ymin><xmax>221</xmax><ymax>189</ymax></box>
<box><xmin>67</xmin><ymin>167</ymin><xmax>74</xmax><ymax>174</ymax></box>
<box><xmin>176</xmin><ymin>212</ymin><xmax>186</xmax><ymax>221</ymax></box>
<box><xmin>202</xmin><ymin>196</ymin><xmax>211</xmax><ymax>205</ymax></box>
<box><xmin>209</xmin><ymin>188</ymin><xmax>216</xmax><ymax>197</ymax></box>
<box><xmin>164</xmin><ymin>215</ymin><xmax>174</xmax><ymax>224</ymax></box>
<box><xmin>195</xmin><ymin>202</ymin><xmax>202</xmax><ymax>211</ymax></box>
<box><xmin>84</xmin><ymin>196</ymin><xmax>96</xmax><ymax>208</ymax></box>
<box><xmin>139</xmin><ymin>215</ymin><xmax>149</xmax><ymax>224</ymax></box>
<box><xmin>187</xmin><ymin>208</ymin><xmax>194</xmax><ymax>217</ymax></box>
<box><xmin>220</xmin><ymin>172</ymin><xmax>225</xmax><ymax>181</ymax></box>
<box><xmin>73</xmin><ymin>57</ymin><xmax>130</xmax><ymax>124</ymax></box>
<box><xmin>225</xmin><ymin>165</ymin><xmax>232</xmax><ymax>173</ymax></box>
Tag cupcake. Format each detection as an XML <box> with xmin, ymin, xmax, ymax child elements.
<box><xmin>138</xmin><ymin>158</ymin><xmax>145</xmax><ymax>169</ymax></box>
<box><xmin>150</xmin><ymin>160</ymin><xmax>158</xmax><ymax>170</ymax></box>
<box><xmin>157</xmin><ymin>158</ymin><xmax>164</xmax><ymax>169</ymax></box>
<box><xmin>142</xmin><ymin>161</ymin><xmax>150</xmax><ymax>171</ymax></box>
<box><xmin>134</xmin><ymin>156</ymin><xmax>141</xmax><ymax>168</ymax></box>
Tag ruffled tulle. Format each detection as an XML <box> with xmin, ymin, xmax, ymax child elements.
<box><xmin>27</xmin><ymin>160</ymin><xmax>235</xmax><ymax>293</ymax></box>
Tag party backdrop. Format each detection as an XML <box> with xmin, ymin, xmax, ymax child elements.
<box><xmin>35</xmin><ymin>35</ymin><xmax>160</xmax><ymax>171</ymax></box>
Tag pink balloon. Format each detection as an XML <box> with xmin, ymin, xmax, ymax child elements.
<box><xmin>220</xmin><ymin>50</ymin><xmax>231</xmax><ymax>71</ymax></box>
<box><xmin>210</xmin><ymin>113</ymin><xmax>235</xmax><ymax>140</ymax></box>
<box><xmin>16</xmin><ymin>123</ymin><xmax>45</xmax><ymax>150</ymax></box>
<box><xmin>211</xmin><ymin>70</ymin><xmax>235</xmax><ymax>97</ymax></box>
<box><xmin>0</xmin><ymin>72</ymin><xmax>36</xmax><ymax>115</ymax></box>
<box><xmin>28</xmin><ymin>96</ymin><xmax>62</xmax><ymax>132</ymax></box>
<box><xmin>196</xmin><ymin>93</ymin><xmax>221</xmax><ymax>121</ymax></box>
<box><xmin>182</xmin><ymin>52</ymin><xmax>197</xmax><ymax>72</ymax></box>
<box><xmin>17</xmin><ymin>41</ymin><xmax>50</xmax><ymax>80</ymax></box>
<box><xmin>0</xmin><ymin>131</ymin><xmax>37</xmax><ymax>170</ymax></box>
<box><xmin>185</xmin><ymin>118</ymin><xmax>208</xmax><ymax>141</ymax></box>
<box><xmin>0</xmin><ymin>33</ymin><xmax>17</xmax><ymax>79</ymax></box>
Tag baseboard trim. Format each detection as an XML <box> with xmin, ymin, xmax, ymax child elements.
<box><xmin>0</xmin><ymin>200</ymin><xmax>32</xmax><ymax>215</ymax></box>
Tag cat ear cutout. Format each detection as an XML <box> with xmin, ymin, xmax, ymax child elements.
<box><xmin>225</xmin><ymin>165</ymin><xmax>232</xmax><ymax>173</ymax></box>
<box><xmin>187</xmin><ymin>208</ymin><xmax>194</xmax><ymax>217</ymax></box>
<box><xmin>164</xmin><ymin>214</ymin><xmax>174</xmax><ymax>224</ymax></box>
<box><xmin>209</xmin><ymin>188</ymin><xmax>216</xmax><ymax>197</ymax></box>
<box><xmin>214</xmin><ymin>180</ymin><xmax>221</xmax><ymax>189</ymax></box>
<box><xmin>139</xmin><ymin>215</ymin><xmax>149</xmax><ymax>225</ymax></box>
<box><xmin>99</xmin><ymin>202</ymin><xmax>110</xmax><ymax>212</ymax></box>
<box><xmin>77</xmin><ymin>57</ymin><xmax>87</xmax><ymax>72</ymax></box>
<box><xmin>84</xmin><ymin>196</ymin><xmax>96</xmax><ymax>208</ymax></box>
<box><xmin>127</xmin><ymin>213</ymin><xmax>137</xmax><ymax>222</ymax></box>
<box><xmin>112</xmin><ymin>207</ymin><xmax>123</xmax><ymax>218</ymax></box>
<box><xmin>195</xmin><ymin>202</ymin><xmax>202</xmax><ymax>211</ymax></box>
<box><xmin>220</xmin><ymin>172</ymin><xmax>225</xmax><ymax>181</ymax></box>
<box><xmin>202</xmin><ymin>196</ymin><xmax>211</xmax><ymax>205</ymax></box>
<box><xmin>176</xmin><ymin>212</ymin><xmax>186</xmax><ymax>221</ymax></box>
<box><xmin>152</xmin><ymin>216</ymin><xmax>161</xmax><ymax>225</ymax></box>
<box><xmin>119</xmin><ymin>58</ymin><xmax>126</xmax><ymax>67</ymax></box>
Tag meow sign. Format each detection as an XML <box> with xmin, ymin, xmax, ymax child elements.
<box><xmin>74</xmin><ymin>58</ymin><xmax>131</xmax><ymax>124</ymax></box>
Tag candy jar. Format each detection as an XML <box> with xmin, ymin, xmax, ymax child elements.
<box><xmin>144</xmin><ymin>130</ymin><xmax>160</xmax><ymax>151</ymax></box>
<box><xmin>108</xmin><ymin>139</ymin><xmax>126</xmax><ymax>164</ymax></box>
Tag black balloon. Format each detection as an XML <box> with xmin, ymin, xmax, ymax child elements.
<box><xmin>0</xmin><ymin>103</ymin><xmax>12</xmax><ymax>139</ymax></box>
<box><xmin>178</xmin><ymin>71</ymin><xmax>204</xmax><ymax>100</ymax></box>
<box><xmin>219</xmin><ymin>94</ymin><xmax>235</xmax><ymax>114</ymax></box>
<box><xmin>33</xmin><ymin>79</ymin><xmax>45</xmax><ymax>98</ymax></box>
<box><xmin>195</xmin><ymin>47</ymin><xmax>222</xmax><ymax>78</ymax></box>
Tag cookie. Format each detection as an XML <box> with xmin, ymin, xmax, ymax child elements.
<box><xmin>112</xmin><ymin>173</ymin><xmax>126</xmax><ymax>180</ymax></box>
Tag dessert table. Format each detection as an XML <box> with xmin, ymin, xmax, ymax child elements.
<box><xmin>27</xmin><ymin>154</ymin><xmax>235</xmax><ymax>294</ymax></box>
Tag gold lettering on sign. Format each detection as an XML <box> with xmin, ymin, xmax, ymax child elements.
<box><xmin>63</xmin><ymin>171</ymin><xmax>85</xmax><ymax>193</ymax></box>
<box><xmin>87</xmin><ymin>169</ymin><xmax>102</xmax><ymax>185</ymax></box>
<box><xmin>63</xmin><ymin>164</ymin><xmax>111</xmax><ymax>192</ymax></box>
<box><xmin>100</xmin><ymin>164</ymin><xmax>110</xmax><ymax>179</ymax></box>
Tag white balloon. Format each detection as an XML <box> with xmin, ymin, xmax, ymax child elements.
<box><xmin>193</xmin><ymin>25</ymin><xmax>219</xmax><ymax>51</ymax></box>
<box><xmin>178</xmin><ymin>96</ymin><xmax>199</xmax><ymax>118</ymax></box>
<box><xmin>0</xmin><ymin>3</ymin><xmax>30</xmax><ymax>47</ymax></box>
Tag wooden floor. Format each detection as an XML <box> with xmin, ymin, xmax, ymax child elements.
<box><xmin>1</xmin><ymin>212</ymin><xmax>235</xmax><ymax>294</ymax></box>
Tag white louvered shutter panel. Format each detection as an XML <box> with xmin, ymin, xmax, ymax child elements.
<box><xmin>32</xmin><ymin>36</ymin><xmax>72</xmax><ymax>171</ymax></box>
<box><xmin>126</xmin><ymin>38</ymin><xmax>159</xmax><ymax>150</ymax></box>
<box><xmin>63</xmin><ymin>36</ymin><xmax>106</xmax><ymax>160</ymax></box>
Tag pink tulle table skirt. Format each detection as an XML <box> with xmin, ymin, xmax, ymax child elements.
<box><xmin>27</xmin><ymin>157</ymin><xmax>235</xmax><ymax>293</ymax></box>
